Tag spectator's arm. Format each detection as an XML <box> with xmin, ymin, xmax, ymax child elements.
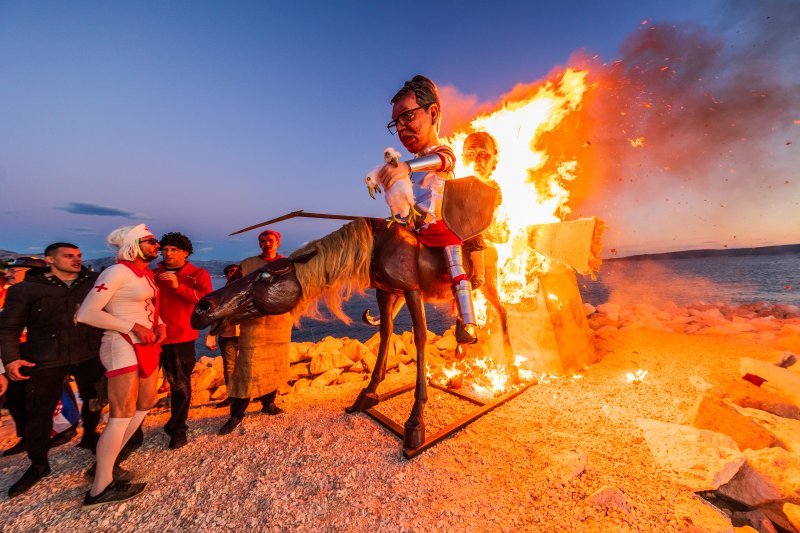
<box><xmin>0</xmin><ymin>284</ymin><xmax>32</xmax><ymax>364</ymax></box>
<box><xmin>173</xmin><ymin>269</ymin><xmax>213</xmax><ymax>305</ymax></box>
<box><xmin>76</xmin><ymin>266</ymin><xmax>136</xmax><ymax>334</ymax></box>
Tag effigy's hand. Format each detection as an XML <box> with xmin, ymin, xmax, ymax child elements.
<box><xmin>377</xmin><ymin>161</ymin><xmax>411</xmax><ymax>190</ymax></box>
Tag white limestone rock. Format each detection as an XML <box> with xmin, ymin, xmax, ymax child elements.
<box><xmin>740</xmin><ymin>358</ymin><xmax>800</xmax><ymax>408</ymax></box>
<box><xmin>637</xmin><ymin>418</ymin><xmax>744</xmax><ymax>491</ymax></box>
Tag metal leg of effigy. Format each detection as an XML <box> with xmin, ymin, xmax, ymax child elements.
<box><xmin>364</xmin><ymin>380</ymin><xmax>534</xmax><ymax>459</ymax></box>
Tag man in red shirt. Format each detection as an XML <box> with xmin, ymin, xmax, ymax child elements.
<box><xmin>153</xmin><ymin>232</ymin><xmax>212</xmax><ymax>449</ymax></box>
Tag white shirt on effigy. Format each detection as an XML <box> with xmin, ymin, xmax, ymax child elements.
<box><xmin>76</xmin><ymin>264</ymin><xmax>157</xmax><ymax>344</ymax></box>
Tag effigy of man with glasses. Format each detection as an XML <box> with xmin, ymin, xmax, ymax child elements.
<box><xmin>374</xmin><ymin>75</ymin><xmax>479</xmax><ymax>344</ymax></box>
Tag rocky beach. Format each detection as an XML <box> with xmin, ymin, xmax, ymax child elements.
<box><xmin>2</xmin><ymin>300</ymin><xmax>800</xmax><ymax>532</ymax></box>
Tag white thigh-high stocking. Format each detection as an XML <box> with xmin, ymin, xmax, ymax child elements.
<box><xmin>91</xmin><ymin>417</ymin><xmax>130</xmax><ymax>496</ymax></box>
<box><xmin>122</xmin><ymin>410</ymin><xmax>148</xmax><ymax>447</ymax></box>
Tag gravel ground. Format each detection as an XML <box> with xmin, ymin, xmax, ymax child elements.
<box><xmin>0</xmin><ymin>329</ymin><xmax>778</xmax><ymax>532</ymax></box>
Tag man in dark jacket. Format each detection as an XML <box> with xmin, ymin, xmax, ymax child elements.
<box><xmin>0</xmin><ymin>243</ymin><xmax>105</xmax><ymax>497</ymax></box>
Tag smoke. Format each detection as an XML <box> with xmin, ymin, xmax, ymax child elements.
<box><xmin>565</xmin><ymin>1</ymin><xmax>800</xmax><ymax>246</ymax></box>
<box><xmin>442</xmin><ymin>1</ymin><xmax>800</xmax><ymax>253</ymax></box>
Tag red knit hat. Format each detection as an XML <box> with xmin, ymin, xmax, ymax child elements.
<box><xmin>258</xmin><ymin>229</ymin><xmax>281</xmax><ymax>245</ymax></box>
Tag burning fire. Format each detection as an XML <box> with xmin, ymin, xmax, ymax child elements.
<box><xmin>449</xmin><ymin>68</ymin><xmax>589</xmax><ymax>311</ymax></box>
<box><xmin>425</xmin><ymin>70</ymin><xmax>590</xmax><ymax>397</ymax></box>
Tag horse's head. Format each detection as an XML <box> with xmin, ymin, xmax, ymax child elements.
<box><xmin>190</xmin><ymin>250</ymin><xmax>317</xmax><ymax>332</ymax></box>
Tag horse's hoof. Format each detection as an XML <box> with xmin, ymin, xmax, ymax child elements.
<box><xmin>346</xmin><ymin>391</ymin><xmax>380</xmax><ymax>413</ymax></box>
<box><xmin>403</xmin><ymin>422</ymin><xmax>425</xmax><ymax>449</ymax></box>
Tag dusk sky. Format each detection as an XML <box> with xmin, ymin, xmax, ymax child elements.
<box><xmin>1</xmin><ymin>0</ymin><xmax>797</xmax><ymax>260</ymax></box>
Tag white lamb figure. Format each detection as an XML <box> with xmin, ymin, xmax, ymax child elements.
<box><xmin>365</xmin><ymin>147</ymin><xmax>420</xmax><ymax>227</ymax></box>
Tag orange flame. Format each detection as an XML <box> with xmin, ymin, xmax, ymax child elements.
<box><xmin>447</xmin><ymin>69</ymin><xmax>589</xmax><ymax>311</ymax></box>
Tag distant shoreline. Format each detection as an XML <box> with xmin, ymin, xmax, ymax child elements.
<box><xmin>4</xmin><ymin>243</ymin><xmax>800</xmax><ymax>273</ymax></box>
<box><xmin>607</xmin><ymin>243</ymin><xmax>800</xmax><ymax>262</ymax></box>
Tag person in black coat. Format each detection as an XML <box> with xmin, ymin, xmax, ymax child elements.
<box><xmin>0</xmin><ymin>243</ymin><xmax>105</xmax><ymax>498</ymax></box>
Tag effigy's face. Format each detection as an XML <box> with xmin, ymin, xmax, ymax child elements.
<box><xmin>463</xmin><ymin>138</ymin><xmax>497</xmax><ymax>180</ymax></box>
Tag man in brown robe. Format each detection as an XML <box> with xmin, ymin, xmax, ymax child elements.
<box><xmin>218</xmin><ymin>229</ymin><xmax>292</xmax><ymax>435</ymax></box>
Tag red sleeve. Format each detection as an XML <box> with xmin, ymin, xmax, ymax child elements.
<box><xmin>173</xmin><ymin>267</ymin><xmax>213</xmax><ymax>305</ymax></box>
<box><xmin>431</xmin><ymin>145</ymin><xmax>455</xmax><ymax>173</ymax></box>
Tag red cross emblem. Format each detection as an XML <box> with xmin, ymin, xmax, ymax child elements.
<box><xmin>95</xmin><ymin>284</ymin><xmax>109</xmax><ymax>293</ymax></box>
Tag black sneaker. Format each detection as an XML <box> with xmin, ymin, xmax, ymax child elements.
<box><xmin>2</xmin><ymin>439</ymin><xmax>27</xmax><ymax>457</ymax></box>
<box><xmin>8</xmin><ymin>464</ymin><xmax>51</xmax><ymax>498</ymax></box>
<box><xmin>168</xmin><ymin>432</ymin><xmax>188</xmax><ymax>450</ymax></box>
<box><xmin>217</xmin><ymin>417</ymin><xmax>242</xmax><ymax>435</ymax></box>
<box><xmin>82</xmin><ymin>480</ymin><xmax>146</xmax><ymax>510</ymax></box>
<box><xmin>84</xmin><ymin>462</ymin><xmax>135</xmax><ymax>483</ymax></box>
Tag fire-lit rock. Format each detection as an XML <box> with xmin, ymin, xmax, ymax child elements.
<box><xmin>784</xmin><ymin>503</ymin><xmax>800</xmax><ymax>531</ymax></box>
<box><xmin>715</xmin><ymin>380</ymin><xmax>800</xmax><ymax>421</ymax></box>
<box><xmin>191</xmin><ymin>365</ymin><xmax>216</xmax><ymax>393</ymax></box>
<box><xmin>717</xmin><ymin>447</ymin><xmax>800</xmax><ymax>507</ymax></box>
<box><xmin>740</xmin><ymin>358</ymin><xmax>800</xmax><ymax>408</ymax></box>
<box><xmin>686</xmin><ymin>393</ymin><xmax>777</xmax><ymax>451</ymax></box>
<box><xmin>311</xmin><ymin>368</ymin><xmax>343</xmax><ymax>387</ymax></box>
<box><xmin>637</xmin><ymin>418</ymin><xmax>744</xmax><ymax>491</ymax></box>
<box><xmin>672</xmin><ymin>496</ymin><xmax>734</xmax><ymax>533</ymax></box>
<box><xmin>732</xmin><ymin>406</ymin><xmax>800</xmax><ymax>453</ymax></box>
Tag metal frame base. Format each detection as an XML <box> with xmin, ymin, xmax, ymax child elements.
<box><xmin>364</xmin><ymin>380</ymin><xmax>534</xmax><ymax>459</ymax></box>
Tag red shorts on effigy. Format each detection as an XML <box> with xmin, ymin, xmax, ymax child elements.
<box><xmin>416</xmin><ymin>219</ymin><xmax>462</xmax><ymax>248</ymax></box>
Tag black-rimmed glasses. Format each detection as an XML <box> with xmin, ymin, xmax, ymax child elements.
<box><xmin>387</xmin><ymin>105</ymin><xmax>430</xmax><ymax>135</ymax></box>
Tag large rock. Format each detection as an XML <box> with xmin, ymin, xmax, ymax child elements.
<box><xmin>289</xmin><ymin>342</ymin><xmax>314</xmax><ymax>363</ymax></box>
<box><xmin>597</xmin><ymin>302</ymin><xmax>620</xmax><ymax>322</ymax></box>
<box><xmin>434</xmin><ymin>333</ymin><xmax>457</xmax><ymax>352</ymax></box>
<box><xmin>686</xmin><ymin>393</ymin><xmax>776</xmax><ymax>451</ymax></box>
<box><xmin>311</xmin><ymin>368</ymin><xmax>343</xmax><ymax>387</ymax></box>
<box><xmin>730</xmin><ymin>510</ymin><xmax>778</xmax><ymax>533</ymax></box>
<box><xmin>733</xmin><ymin>406</ymin><xmax>800</xmax><ymax>453</ymax></box>
<box><xmin>210</xmin><ymin>385</ymin><xmax>227</xmax><ymax>401</ymax></box>
<box><xmin>740</xmin><ymin>358</ymin><xmax>800</xmax><ymax>408</ymax></box>
<box><xmin>308</xmin><ymin>336</ymin><xmax>345</xmax><ymax>358</ymax></box>
<box><xmin>340</xmin><ymin>339</ymin><xmax>371</xmax><ymax>363</ymax></box>
<box><xmin>288</xmin><ymin>363</ymin><xmax>311</xmax><ymax>382</ymax></box>
<box><xmin>637</xmin><ymin>419</ymin><xmax>744</xmax><ymax>491</ymax></box>
<box><xmin>672</xmin><ymin>495</ymin><xmax>734</xmax><ymax>533</ymax></box>
<box><xmin>191</xmin><ymin>389</ymin><xmax>211</xmax><ymax>405</ymax></box>
<box><xmin>717</xmin><ymin>447</ymin><xmax>800</xmax><ymax>507</ymax></box>
<box><xmin>309</xmin><ymin>351</ymin><xmax>356</xmax><ymax>376</ymax></box>
<box><xmin>716</xmin><ymin>380</ymin><xmax>800</xmax><ymax>420</ymax></box>
<box><xmin>784</xmin><ymin>502</ymin><xmax>800</xmax><ymax>531</ymax></box>
<box><xmin>191</xmin><ymin>366</ymin><xmax>216</xmax><ymax>392</ymax></box>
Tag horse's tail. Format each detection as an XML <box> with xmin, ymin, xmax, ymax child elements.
<box><xmin>289</xmin><ymin>218</ymin><xmax>373</xmax><ymax>324</ymax></box>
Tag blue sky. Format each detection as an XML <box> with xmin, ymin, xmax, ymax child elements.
<box><xmin>1</xmin><ymin>1</ymin><xmax>797</xmax><ymax>259</ymax></box>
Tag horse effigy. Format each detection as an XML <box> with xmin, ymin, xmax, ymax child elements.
<box><xmin>192</xmin><ymin>216</ymin><xmax>504</xmax><ymax>449</ymax></box>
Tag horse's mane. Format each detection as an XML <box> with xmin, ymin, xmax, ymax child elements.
<box><xmin>289</xmin><ymin>218</ymin><xmax>373</xmax><ymax>324</ymax></box>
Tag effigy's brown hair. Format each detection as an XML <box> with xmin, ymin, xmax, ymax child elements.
<box><xmin>289</xmin><ymin>218</ymin><xmax>373</xmax><ymax>324</ymax></box>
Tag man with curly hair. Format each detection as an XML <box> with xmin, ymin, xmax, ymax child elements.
<box><xmin>153</xmin><ymin>232</ymin><xmax>212</xmax><ymax>449</ymax></box>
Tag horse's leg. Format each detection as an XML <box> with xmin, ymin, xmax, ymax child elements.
<box><xmin>403</xmin><ymin>289</ymin><xmax>428</xmax><ymax>449</ymax></box>
<box><xmin>346</xmin><ymin>289</ymin><xmax>398</xmax><ymax>413</ymax></box>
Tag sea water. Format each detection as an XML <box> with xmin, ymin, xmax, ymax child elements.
<box><xmin>196</xmin><ymin>253</ymin><xmax>799</xmax><ymax>354</ymax></box>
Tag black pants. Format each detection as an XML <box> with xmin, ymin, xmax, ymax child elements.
<box><xmin>160</xmin><ymin>341</ymin><xmax>196</xmax><ymax>435</ymax></box>
<box><xmin>24</xmin><ymin>358</ymin><xmax>104</xmax><ymax>467</ymax></box>
<box><xmin>5</xmin><ymin>379</ymin><xmax>27</xmax><ymax>439</ymax></box>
